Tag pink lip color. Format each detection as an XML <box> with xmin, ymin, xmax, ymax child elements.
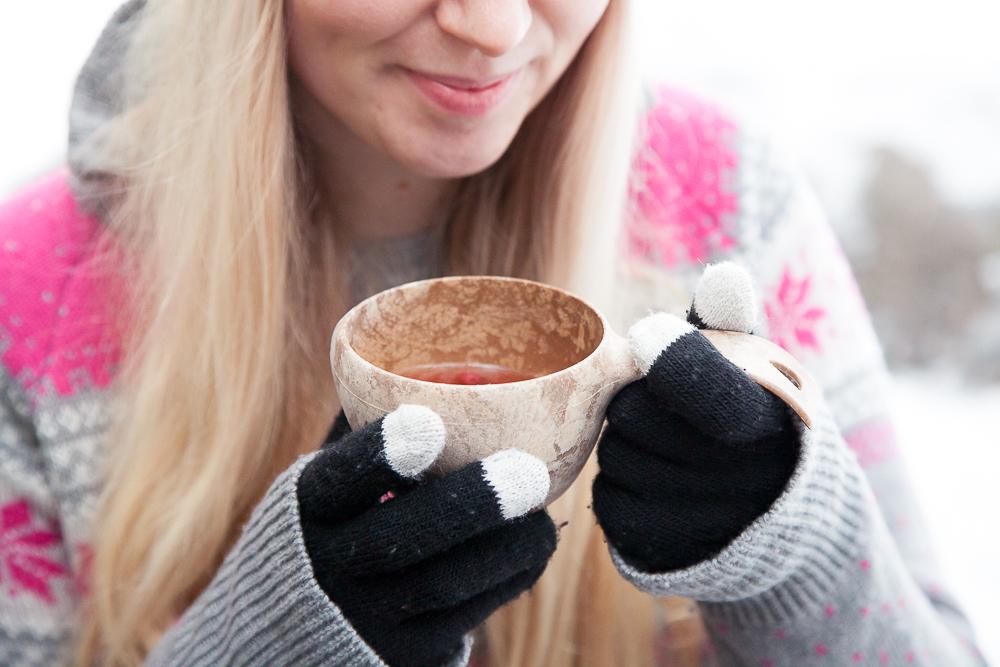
<box><xmin>405</xmin><ymin>68</ymin><xmax>519</xmax><ymax>117</ymax></box>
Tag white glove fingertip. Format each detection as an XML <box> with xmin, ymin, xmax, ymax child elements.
<box><xmin>381</xmin><ymin>404</ymin><xmax>447</xmax><ymax>478</ymax></box>
<box><xmin>627</xmin><ymin>312</ymin><xmax>695</xmax><ymax>375</ymax></box>
<box><xmin>481</xmin><ymin>449</ymin><xmax>550</xmax><ymax>520</ymax></box>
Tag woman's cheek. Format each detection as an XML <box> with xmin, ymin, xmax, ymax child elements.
<box><xmin>540</xmin><ymin>0</ymin><xmax>611</xmax><ymax>49</ymax></box>
<box><xmin>286</xmin><ymin>0</ymin><xmax>428</xmax><ymax>42</ymax></box>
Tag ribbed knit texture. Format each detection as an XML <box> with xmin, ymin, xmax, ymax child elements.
<box><xmin>608</xmin><ymin>405</ymin><xmax>977</xmax><ymax>664</ymax></box>
<box><xmin>144</xmin><ymin>453</ymin><xmax>393</xmax><ymax>667</ymax></box>
<box><xmin>609</xmin><ymin>405</ymin><xmax>865</xmax><ymax>608</ymax></box>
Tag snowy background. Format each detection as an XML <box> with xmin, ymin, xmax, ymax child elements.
<box><xmin>2</xmin><ymin>1</ymin><xmax>998</xmax><ymax>661</ymax></box>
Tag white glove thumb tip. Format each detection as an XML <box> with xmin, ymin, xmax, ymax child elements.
<box><xmin>481</xmin><ymin>449</ymin><xmax>550</xmax><ymax>520</ymax></box>
<box><xmin>692</xmin><ymin>261</ymin><xmax>758</xmax><ymax>333</ymax></box>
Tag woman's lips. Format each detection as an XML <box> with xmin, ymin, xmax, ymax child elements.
<box><xmin>405</xmin><ymin>68</ymin><xmax>520</xmax><ymax>117</ymax></box>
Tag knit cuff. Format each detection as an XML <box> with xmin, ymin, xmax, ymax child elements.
<box><xmin>146</xmin><ymin>453</ymin><xmax>388</xmax><ymax>666</ymax></box>
<box><xmin>609</xmin><ymin>404</ymin><xmax>872</xmax><ymax>626</ymax></box>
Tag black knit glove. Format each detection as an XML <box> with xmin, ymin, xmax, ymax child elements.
<box><xmin>592</xmin><ymin>262</ymin><xmax>801</xmax><ymax>573</ymax></box>
<box><xmin>297</xmin><ymin>405</ymin><xmax>557</xmax><ymax>667</ymax></box>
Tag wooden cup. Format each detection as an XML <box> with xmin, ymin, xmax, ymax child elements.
<box><xmin>330</xmin><ymin>275</ymin><xmax>817</xmax><ymax>504</ymax></box>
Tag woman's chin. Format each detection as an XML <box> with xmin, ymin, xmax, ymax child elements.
<box><xmin>388</xmin><ymin>133</ymin><xmax>518</xmax><ymax>179</ymax></box>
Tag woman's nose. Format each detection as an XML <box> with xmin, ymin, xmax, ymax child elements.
<box><xmin>435</xmin><ymin>0</ymin><xmax>533</xmax><ymax>57</ymax></box>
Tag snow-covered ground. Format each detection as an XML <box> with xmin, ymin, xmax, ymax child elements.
<box><xmin>2</xmin><ymin>1</ymin><xmax>998</xmax><ymax>661</ymax></box>
<box><xmin>891</xmin><ymin>374</ymin><xmax>1000</xmax><ymax>661</ymax></box>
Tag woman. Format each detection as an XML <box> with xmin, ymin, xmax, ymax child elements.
<box><xmin>0</xmin><ymin>0</ymin><xmax>985</xmax><ymax>665</ymax></box>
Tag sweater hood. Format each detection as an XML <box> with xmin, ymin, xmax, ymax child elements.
<box><xmin>67</xmin><ymin>0</ymin><xmax>146</xmax><ymax>216</ymax></box>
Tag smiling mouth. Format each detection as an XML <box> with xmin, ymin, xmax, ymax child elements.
<box><xmin>415</xmin><ymin>71</ymin><xmax>515</xmax><ymax>90</ymax></box>
<box><xmin>404</xmin><ymin>68</ymin><xmax>521</xmax><ymax>117</ymax></box>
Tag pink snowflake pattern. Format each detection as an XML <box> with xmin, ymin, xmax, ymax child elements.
<box><xmin>627</xmin><ymin>87</ymin><xmax>739</xmax><ymax>267</ymax></box>
<box><xmin>0</xmin><ymin>170</ymin><xmax>126</xmax><ymax>405</ymax></box>
<box><xmin>764</xmin><ymin>267</ymin><xmax>826</xmax><ymax>353</ymax></box>
<box><xmin>0</xmin><ymin>499</ymin><xmax>67</xmax><ymax>604</ymax></box>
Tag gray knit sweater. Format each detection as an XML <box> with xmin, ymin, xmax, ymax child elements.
<box><xmin>0</xmin><ymin>2</ymin><xmax>986</xmax><ymax>665</ymax></box>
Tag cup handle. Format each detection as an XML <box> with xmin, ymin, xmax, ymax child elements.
<box><xmin>605</xmin><ymin>328</ymin><xmax>818</xmax><ymax>429</ymax></box>
<box><xmin>702</xmin><ymin>330</ymin><xmax>819</xmax><ymax>429</ymax></box>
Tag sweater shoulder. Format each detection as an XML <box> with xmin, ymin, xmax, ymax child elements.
<box><xmin>0</xmin><ymin>169</ymin><xmax>124</xmax><ymax>405</ymax></box>
<box><xmin>625</xmin><ymin>84</ymin><xmax>794</xmax><ymax>271</ymax></box>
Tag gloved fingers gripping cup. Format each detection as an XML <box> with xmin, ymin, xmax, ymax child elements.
<box><xmin>298</xmin><ymin>404</ymin><xmax>558</xmax><ymax>667</ymax></box>
<box><xmin>592</xmin><ymin>262</ymin><xmax>813</xmax><ymax>574</ymax></box>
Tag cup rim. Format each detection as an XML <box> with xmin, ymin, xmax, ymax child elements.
<box><xmin>330</xmin><ymin>275</ymin><xmax>614</xmax><ymax>392</ymax></box>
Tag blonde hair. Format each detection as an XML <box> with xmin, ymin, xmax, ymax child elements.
<box><xmin>77</xmin><ymin>0</ymin><xmax>705</xmax><ymax>664</ymax></box>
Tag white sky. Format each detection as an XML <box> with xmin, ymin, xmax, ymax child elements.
<box><xmin>0</xmin><ymin>2</ymin><xmax>124</xmax><ymax>192</ymax></box>
<box><xmin>634</xmin><ymin>1</ymin><xmax>1000</xmax><ymax>229</ymax></box>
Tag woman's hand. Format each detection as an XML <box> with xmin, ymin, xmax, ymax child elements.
<box><xmin>592</xmin><ymin>263</ymin><xmax>801</xmax><ymax>573</ymax></box>
<box><xmin>297</xmin><ymin>405</ymin><xmax>557</xmax><ymax>667</ymax></box>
